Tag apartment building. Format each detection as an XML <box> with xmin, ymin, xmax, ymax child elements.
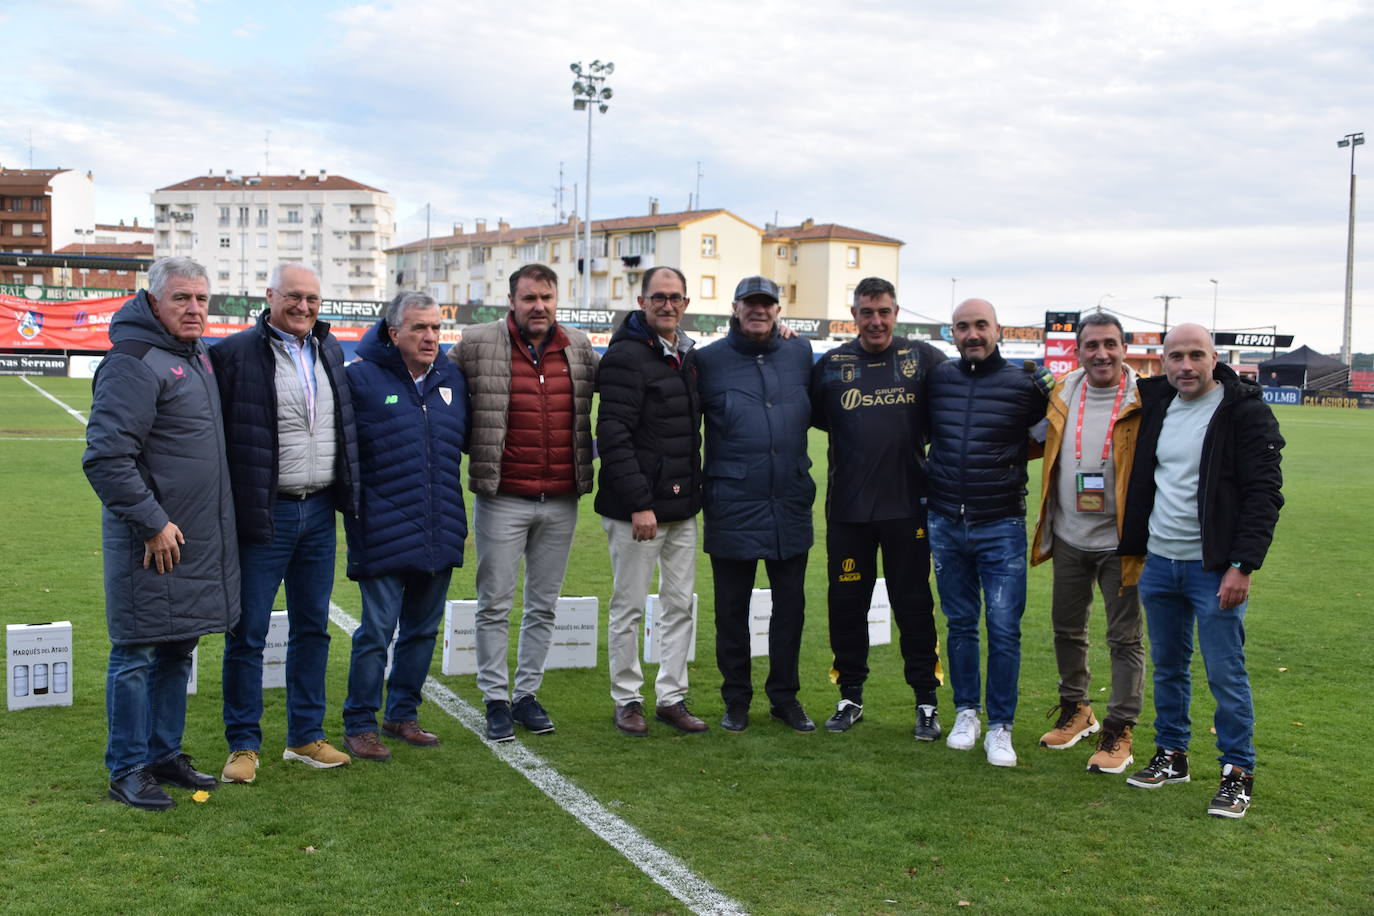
<box><xmin>93</xmin><ymin>219</ymin><xmax>153</xmax><ymax>245</ymax></box>
<box><xmin>386</xmin><ymin>206</ymin><xmax>902</xmax><ymax>323</ymax></box>
<box><xmin>151</xmin><ymin>171</ymin><xmax>395</xmax><ymax>300</ymax></box>
<box><xmin>52</xmin><ymin>241</ymin><xmax>153</xmax><ymax>292</ymax></box>
<box><xmin>761</xmin><ymin>221</ymin><xmax>903</xmax><ymax>321</ymax></box>
<box><xmin>0</xmin><ymin>167</ymin><xmax>96</xmax><ymax>285</ymax></box>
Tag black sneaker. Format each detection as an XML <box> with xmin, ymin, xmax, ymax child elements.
<box><xmin>913</xmin><ymin>704</ymin><xmax>942</xmax><ymax>741</ymax></box>
<box><xmin>1207</xmin><ymin>764</ymin><xmax>1254</xmax><ymax>819</ymax></box>
<box><xmin>770</xmin><ymin>702</ymin><xmax>816</xmax><ymax>733</ymax></box>
<box><xmin>485</xmin><ymin>700</ymin><xmax>515</xmax><ymax>742</ymax></box>
<box><xmin>146</xmin><ymin>753</ymin><xmax>217</xmax><ymax>791</ymax></box>
<box><xmin>824</xmin><ymin>699</ymin><xmax>863</xmax><ymax>732</ymax></box>
<box><xmin>512</xmin><ymin>695</ymin><xmax>555</xmax><ymax>734</ymax></box>
<box><xmin>1126</xmin><ymin>747</ymin><xmax>1190</xmax><ymax>788</ymax></box>
<box><xmin>720</xmin><ymin>705</ymin><xmax>749</xmax><ymax>732</ymax></box>
<box><xmin>109</xmin><ymin>768</ymin><xmax>175</xmax><ymax>810</ymax></box>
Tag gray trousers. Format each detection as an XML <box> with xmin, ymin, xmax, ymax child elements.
<box><xmin>473</xmin><ymin>492</ymin><xmax>579</xmax><ymax>703</ymax></box>
<box><xmin>1050</xmin><ymin>536</ymin><xmax>1145</xmax><ymax>726</ymax></box>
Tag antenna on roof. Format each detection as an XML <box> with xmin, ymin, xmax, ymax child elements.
<box><xmin>695</xmin><ymin>160</ymin><xmax>703</xmax><ymax>209</ymax></box>
<box><xmin>264</xmin><ymin>130</ymin><xmax>271</xmax><ymax>173</ymax></box>
<box><xmin>28</xmin><ymin>129</ymin><xmax>34</xmax><ymax>169</ymax></box>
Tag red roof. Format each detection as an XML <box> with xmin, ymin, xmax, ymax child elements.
<box><xmin>156</xmin><ymin>174</ymin><xmax>387</xmax><ymax>193</ymax></box>
<box><xmin>0</xmin><ymin>168</ymin><xmax>70</xmax><ymax>188</ymax></box>
<box><xmin>764</xmin><ymin>223</ymin><xmax>903</xmax><ymax>245</ymax></box>
<box><xmin>95</xmin><ymin>222</ymin><xmax>152</xmax><ymax>234</ymax></box>
<box><xmin>54</xmin><ymin>242</ymin><xmax>154</xmax><ymax>256</ymax></box>
<box><xmin>387</xmin><ymin>208</ymin><xmax>737</xmax><ymax>253</ymax></box>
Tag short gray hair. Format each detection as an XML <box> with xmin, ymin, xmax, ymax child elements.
<box><xmin>386</xmin><ymin>291</ymin><xmax>438</xmax><ymax>329</ymax></box>
<box><xmin>268</xmin><ymin>261</ymin><xmax>317</xmax><ymax>290</ymax></box>
<box><xmin>148</xmin><ymin>257</ymin><xmax>208</xmax><ymax>297</ymax></box>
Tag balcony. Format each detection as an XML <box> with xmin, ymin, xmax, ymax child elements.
<box><xmin>590</xmin><ymin>257</ymin><xmax>609</xmax><ymax>273</ymax></box>
<box><xmin>348</xmin><ymin>217</ymin><xmax>377</xmax><ymax>225</ymax></box>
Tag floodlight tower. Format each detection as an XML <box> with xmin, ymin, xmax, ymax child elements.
<box><xmin>570</xmin><ymin>60</ymin><xmax>614</xmax><ymax>309</ymax></box>
<box><xmin>1337</xmin><ymin>131</ymin><xmax>1364</xmax><ymax>367</ymax></box>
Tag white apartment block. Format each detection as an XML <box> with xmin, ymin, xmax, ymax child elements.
<box><xmin>151</xmin><ymin>171</ymin><xmax>395</xmax><ymax>300</ymax></box>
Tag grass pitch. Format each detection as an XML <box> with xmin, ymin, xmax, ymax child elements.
<box><xmin>0</xmin><ymin>377</ymin><xmax>1370</xmax><ymax>915</ymax></box>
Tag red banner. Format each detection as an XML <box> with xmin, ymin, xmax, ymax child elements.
<box><xmin>0</xmin><ymin>294</ymin><xmax>125</xmax><ymax>350</ymax></box>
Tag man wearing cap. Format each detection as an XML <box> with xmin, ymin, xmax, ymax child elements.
<box><xmin>810</xmin><ymin>277</ymin><xmax>946</xmax><ymax>738</ymax></box>
<box><xmin>695</xmin><ymin>275</ymin><xmax>817</xmax><ymax>733</ymax></box>
<box><xmin>595</xmin><ymin>266</ymin><xmax>706</xmax><ymax>736</ymax></box>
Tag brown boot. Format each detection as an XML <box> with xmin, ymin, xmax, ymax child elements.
<box><xmin>1087</xmin><ymin>722</ymin><xmax>1134</xmax><ymax>774</ymax></box>
<box><xmin>342</xmin><ymin>732</ymin><xmax>391</xmax><ymax>762</ymax></box>
<box><xmin>1039</xmin><ymin>701</ymin><xmax>1099</xmax><ymax>749</ymax></box>
<box><xmin>614</xmin><ymin>701</ymin><xmax>648</xmax><ymax>737</ymax></box>
<box><xmin>655</xmin><ymin>701</ymin><xmax>708</xmax><ymax>733</ymax></box>
<box><xmin>383</xmin><ymin>720</ymin><xmax>440</xmax><ymax>747</ymax></box>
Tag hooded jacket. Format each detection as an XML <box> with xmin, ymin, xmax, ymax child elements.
<box><xmin>343</xmin><ymin>319</ymin><xmax>470</xmax><ymax>579</ymax></box>
<box><xmin>594</xmin><ymin>309</ymin><xmax>703</xmax><ymax>522</ymax></box>
<box><xmin>82</xmin><ymin>291</ymin><xmax>240</xmax><ymax>644</ymax></box>
<box><xmin>1119</xmin><ymin>362</ymin><xmax>1284</xmax><ymax>572</ymax></box>
<box><xmin>926</xmin><ymin>347</ymin><xmax>1049</xmax><ymax>522</ymax></box>
<box><xmin>208</xmin><ymin>311</ymin><xmax>360</xmax><ymax>544</ymax></box>
<box><xmin>696</xmin><ymin>324</ymin><xmax>815</xmax><ymax>560</ymax></box>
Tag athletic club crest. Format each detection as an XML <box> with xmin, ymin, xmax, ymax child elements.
<box><xmin>672</xmin><ymin>484</ymin><xmax>681</xmax><ymax>494</ymax></box>
<box><xmin>841</xmin><ymin>364</ymin><xmax>856</xmax><ymax>383</ymax></box>
<box><xmin>899</xmin><ymin>351</ymin><xmax>918</xmax><ymax>378</ymax></box>
<box><xmin>439</xmin><ymin>386</ymin><xmax>453</xmax><ymax>405</ymax></box>
<box><xmin>18</xmin><ymin>310</ymin><xmax>43</xmax><ymax>340</ymax></box>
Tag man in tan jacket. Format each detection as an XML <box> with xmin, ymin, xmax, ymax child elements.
<box><xmin>1030</xmin><ymin>311</ymin><xmax>1144</xmax><ymax>774</ymax></box>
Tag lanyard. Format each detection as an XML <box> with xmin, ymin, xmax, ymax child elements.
<box><xmin>1074</xmin><ymin>371</ymin><xmax>1127</xmax><ymax>464</ymax></box>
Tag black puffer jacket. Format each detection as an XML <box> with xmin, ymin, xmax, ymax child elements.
<box><xmin>1119</xmin><ymin>363</ymin><xmax>1284</xmax><ymax>572</ymax></box>
<box><xmin>593</xmin><ymin>310</ymin><xmax>702</xmax><ymax>522</ymax></box>
<box><xmin>208</xmin><ymin>311</ymin><xmax>359</xmax><ymax>544</ymax></box>
<box><xmin>926</xmin><ymin>348</ymin><xmax>1048</xmax><ymax>521</ymax></box>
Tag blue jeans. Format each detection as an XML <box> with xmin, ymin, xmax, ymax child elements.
<box><xmin>223</xmin><ymin>491</ymin><xmax>337</xmax><ymax>750</ymax></box>
<box><xmin>1139</xmin><ymin>553</ymin><xmax>1255</xmax><ymax>771</ymax></box>
<box><xmin>928</xmin><ymin>511</ymin><xmax>1027</xmax><ymax>727</ymax></box>
<box><xmin>343</xmin><ymin>569</ymin><xmax>453</xmax><ymax>734</ymax></box>
<box><xmin>106</xmin><ymin>638</ymin><xmax>198</xmax><ymax>779</ymax></box>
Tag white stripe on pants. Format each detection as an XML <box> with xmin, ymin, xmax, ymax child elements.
<box><xmin>602</xmin><ymin>515</ymin><xmax>698</xmax><ymax>707</ymax></box>
<box><xmin>473</xmin><ymin>492</ymin><xmax>579</xmax><ymax>703</ymax></box>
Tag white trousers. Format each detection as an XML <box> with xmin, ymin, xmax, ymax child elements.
<box><xmin>473</xmin><ymin>492</ymin><xmax>579</xmax><ymax>703</ymax></box>
<box><xmin>602</xmin><ymin>515</ymin><xmax>698</xmax><ymax>707</ymax></box>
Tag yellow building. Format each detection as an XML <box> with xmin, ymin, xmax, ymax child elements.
<box><xmin>761</xmin><ymin>220</ymin><xmax>903</xmax><ymax>321</ymax></box>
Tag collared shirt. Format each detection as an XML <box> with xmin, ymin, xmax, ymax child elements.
<box><xmin>268</xmin><ymin>322</ymin><xmax>318</xmax><ymax>422</ymax></box>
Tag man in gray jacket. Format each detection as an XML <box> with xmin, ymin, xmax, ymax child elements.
<box><xmin>83</xmin><ymin>257</ymin><xmax>240</xmax><ymax>810</ymax></box>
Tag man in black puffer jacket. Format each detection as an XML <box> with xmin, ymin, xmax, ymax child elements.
<box><xmin>926</xmin><ymin>298</ymin><xmax>1050</xmax><ymax>768</ymax></box>
<box><xmin>595</xmin><ymin>266</ymin><xmax>706</xmax><ymax>737</ymax></box>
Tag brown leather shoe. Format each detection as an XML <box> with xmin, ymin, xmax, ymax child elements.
<box><xmin>655</xmin><ymin>701</ymin><xmax>708</xmax><ymax>733</ymax></box>
<box><xmin>382</xmin><ymin>720</ymin><xmax>440</xmax><ymax>747</ymax></box>
<box><xmin>614</xmin><ymin>702</ymin><xmax>648</xmax><ymax>737</ymax></box>
<box><xmin>343</xmin><ymin>732</ymin><xmax>391</xmax><ymax>762</ymax></box>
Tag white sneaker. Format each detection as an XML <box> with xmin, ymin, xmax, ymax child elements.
<box><xmin>946</xmin><ymin>708</ymin><xmax>981</xmax><ymax>750</ymax></box>
<box><xmin>985</xmin><ymin>724</ymin><xmax>1017</xmax><ymax>767</ymax></box>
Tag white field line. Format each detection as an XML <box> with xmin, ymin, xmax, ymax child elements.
<box><xmin>1</xmin><ymin>437</ymin><xmax>86</xmax><ymax>441</ymax></box>
<box><xmin>20</xmin><ymin>376</ymin><xmax>88</xmax><ymax>426</ymax></box>
<box><xmin>33</xmin><ymin>375</ymin><xmax>747</xmax><ymax>916</ymax></box>
<box><xmin>327</xmin><ymin>602</ymin><xmax>748</xmax><ymax>916</ymax></box>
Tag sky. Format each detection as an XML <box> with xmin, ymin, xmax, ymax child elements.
<box><xmin>4</xmin><ymin>0</ymin><xmax>1372</xmax><ymax>352</ymax></box>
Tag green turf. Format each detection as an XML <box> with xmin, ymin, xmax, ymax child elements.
<box><xmin>0</xmin><ymin>377</ymin><xmax>1370</xmax><ymax>915</ymax></box>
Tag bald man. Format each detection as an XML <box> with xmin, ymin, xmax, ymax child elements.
<box><xmin>1118</xmin><ymin>323</ymin><xmax>1283</xmax><ymax>819</ymax></box>
<box><xmin>925</xmin><ymin>298</ymin><xmax>1051</xmax><ymax>767</ymax></box>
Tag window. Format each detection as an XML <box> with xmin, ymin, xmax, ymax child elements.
<box><xmin>257</xmin><ymin>208</ymin><xmax>268</xmax><ymax>226</ymax></box>
<box><xmin>516</xmin><ymin>242</ymin><xmax>539</xmax><ymax>260</ymax></box>
<box><xmin>256</xmin><ymin>271</ymin><xmax>268</xmax><ymax>282</ymax></box>
<box><xmin>776</xmin><ymin>245</ymin><xmax>788</xmax><ymax>259</ymax></box>
<box><xmin>32</xmin><ymin>223</ymin><xmax>43</xmax><ymax>235</ymax></box>
<box><xmin>701</xmin><ymin>234</ymin><xmax>716</xmax><ymax>258</ymax></box>
<box><xmin>32</xmin><ymin>273</ymin><xmax>43</xmax><ymax>284</ymax></box>
<box><xmin>32</xmin><ymin>198</ymin><xmax>46</xmax><ymax>212</ymax></box>
<box><xmin>550</xmin><ymin>241</ymin><xmax>561</xmax><ymax>263</ymax></box>
<box><xmin>285</xmin><ymin>208</ymin><xmax>302</xmax><ymax>224</ymax></box>
<box><xmin>218</xmin><ymin>207</ymin><xmax>230</xmax><ymax>227</ymax></box>
<box><xmin>701</xmin><ymin>275</ymin><xmax>716</xmax><ymax>299</ymax></box>
<box><xmin>10</xmin><ymin>224</ymin><xmax>20</xmax><ymax>236</ymax></box>
<box><xmin>615</xmin><ymin>231</ymin><xmax>656</xmax><ymax>257</ymax></box>
<box><xmin>789</xmin><ymin>284</ymin><xmax>797</xmax><ymax>301</ymax></box>
<box><xmin>846</xmin><ymin>246</ymin><xmax>860</xmax><ymax>268</ymax></box>
<box><xmin>612</xmin><ymin>277</ymin><xmax>623</xmax><ymax>299</ymax></box>
<box><xmin>219</xmin><ymin>236</ymin><xmax>231</xmax><ymax>248</ymax></box>
<box><xmin>218</xmin><ymin>270</ymin><xmax>231</xmax><ymax>281</ymax></box>
<box><xmin>238</xmin><ymin>206</ymin><xmax>249</xmax><ymax>227</ymax></box>
<box><xmin>257</xmin><ymin>233</ymin><xmax>268</xmax><ymax>248</ymax></box>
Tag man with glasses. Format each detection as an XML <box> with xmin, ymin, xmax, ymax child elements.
<box><xmin>211</xmin><ymin>262</ymin><xmax>360</xmax><ymax>782</ymax></box>
<box><xmin>596</xmin><ymin>266</ymin><xmax>706</xmax><ymax>736</ymax></box>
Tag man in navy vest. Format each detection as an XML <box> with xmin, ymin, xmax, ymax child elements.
<box><xmin>340</xmin><ymin>292</ymin><xmax>469</xmax><ymax>761</ymax></box>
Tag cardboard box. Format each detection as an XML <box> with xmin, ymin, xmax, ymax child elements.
<box><xmin>441</xmin><ymin>600</ymin><xmax>478</xmax><ymax>676</ymax></box>
<box><xmin>643</xmin><ymin>593</ymin><xmax>698</xmax><ymax>664</ymax></box>
<box><xmin>262</xmin><ymin>610</ymin><xmax>288</xmax><ymax>689</ymax></box>
<box><xmin>7</xmin><ymin>621</ymin><xmax>74</xmax><ymax>710</ymax></box>
<box><xmin>868</xmin><ymin>578</ymin><xmax>892</xmax><ymax>647</ymax></box>
<box><xmin>546</xmin><ymin>597</ymin><xmax>598</xmax><ymax>670</ymax></box>
<box><xmin>748</xmin><ymin>589</ymin><xmax>772</xmax><ymax>658</ymax></box>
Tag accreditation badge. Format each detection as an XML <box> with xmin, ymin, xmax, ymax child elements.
<box><xmin>1075</xmin><ymin>471</ymin><xmax>1107</xmax><ymax>513</ymax></box>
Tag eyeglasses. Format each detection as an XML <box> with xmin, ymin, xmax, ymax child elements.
<box><xmin>280</xmin><ymin>292</ymin><xmax>321</xmax><ymax>306</ymax></box>
<box><xmin>646</xmin><ymin>293</ymin><xmax>687</xmax><ymax>306</ymax></box>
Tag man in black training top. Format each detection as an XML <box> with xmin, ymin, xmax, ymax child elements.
<box><xmin>811</xmin><ymin>277</ymin><xmax>946</xmax><ymax>737</ymax></box>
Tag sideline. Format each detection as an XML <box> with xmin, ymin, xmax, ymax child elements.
<box><xmin>327</xmin><ymin>602</ymin><xmax>748</xmax><ymax>916</ymax></box>
<box><xmin>31</xmin><ymin>376</ymin><xmax>748</xmax><ymax>916</ymax></box>
<box><xmin>20</xmin><ymin>376</ymin><xmax>89</xmax><ymax>426</ymax></box>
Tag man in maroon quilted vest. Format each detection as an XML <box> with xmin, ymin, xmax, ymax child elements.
<box><xmin>447</xmin><ymin>264</ymin><xmax>597</xmax><ymax>741</ymax></box>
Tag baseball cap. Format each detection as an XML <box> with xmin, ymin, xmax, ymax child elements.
<box><xmin>733</xmin><ymin>276</ymin><xmax>780</xmax><ymax>303</ymax></box>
